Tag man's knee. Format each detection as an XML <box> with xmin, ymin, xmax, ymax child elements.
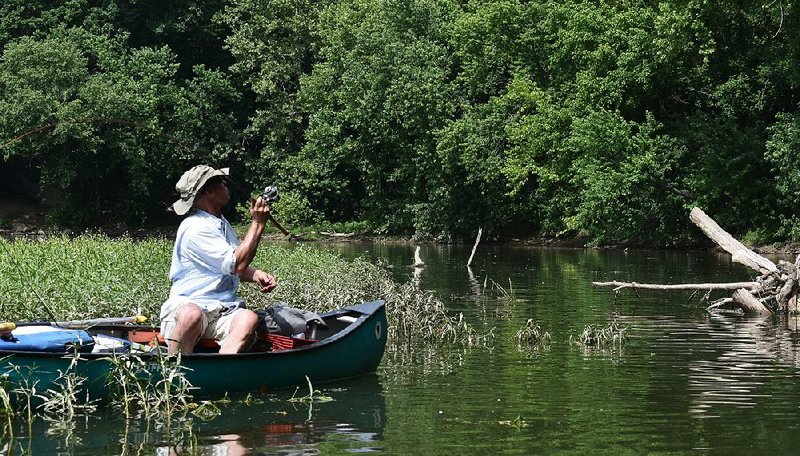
<box><xmin>176</xmin><ymin>303</ymin><xmax>204</xmax><ymax>329</ymax></box>
<box><xmin>237</xmin><ymin>309</ymin><xmax>258</xmax><ymax>330</ymax></box>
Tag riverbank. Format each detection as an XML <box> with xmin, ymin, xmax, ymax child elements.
<box><xmin>2</xmin><ymin>194</ymin><xmax>798</xmax><ymax>254</ymax></box>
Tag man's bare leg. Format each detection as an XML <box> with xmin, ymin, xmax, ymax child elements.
<box><xmin>167</xmin><ymin>303</ymin><xmax>204</xmax><ymax>354</ymax></box>
<box><xmin>219</xmin><ymin>309</ymin><xmax>258</xmax><ymax>354</ymax></box>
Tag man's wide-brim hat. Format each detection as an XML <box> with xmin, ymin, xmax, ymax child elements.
<box><xmin>172</xmin><ymin>165</ymin><xmax>229</xmax><ymax>215</ymax></box>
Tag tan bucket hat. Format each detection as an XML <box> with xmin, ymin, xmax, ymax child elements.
<box><xmin>172</xmin><ymin>165</ymin><xmax>230</xmax><ymax>215</ymax></box>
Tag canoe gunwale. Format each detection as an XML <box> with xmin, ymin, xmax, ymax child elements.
<box><xmin>0</xmin><ymin>300</ymin><xmax>386</xmax><ymax>361</ymax></box>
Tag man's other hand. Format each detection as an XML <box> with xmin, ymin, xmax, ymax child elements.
<box><xmin>253</xmin><ymin>270</ymin><xmax>277</xmax><ymax>293</ymax></box>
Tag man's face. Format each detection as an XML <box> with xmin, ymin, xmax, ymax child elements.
<box><xmin>205</xmin><ymin>178</ymin><xmax>230</xmax><ymax>207</ymax></box>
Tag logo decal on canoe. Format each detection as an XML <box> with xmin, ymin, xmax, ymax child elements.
<box><xmin>375</xmin><ymin>322</ymin><xmax>382</xmax><ymax>340</ymax></box>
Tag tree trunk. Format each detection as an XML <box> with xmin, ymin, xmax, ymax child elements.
<box><xmin>689</xmin><ymin>207</ymin><xmax>778</xmax><ymax>275</ymax></box>
<box><xmin>731</xmin><ymin>288</ymin><xmax>772</xmax><ymax>315</ymax></box>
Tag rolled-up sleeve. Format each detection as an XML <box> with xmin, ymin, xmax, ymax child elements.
<box><xmin>183</xmin><ymin>224</ymin><xmax>237</xmax><ymax>275</ymax></box>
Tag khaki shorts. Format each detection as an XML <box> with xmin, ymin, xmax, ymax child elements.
<box><xmin>160</xmin><ymin>302</ymin><xmax>246</xmax><ymax>345</ymax></box>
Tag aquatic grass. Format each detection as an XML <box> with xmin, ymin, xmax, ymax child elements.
<box><xmin>571</xmin><ymin>320</ymin><xmax>628</xmax><ymax>349</ymax></box>
<box><xmin>1</xmin><ymin>383</ymin><xmax>12</xmax><ymax>443</ymax></box>
<box><xmin>0</xmin><ymin>235</ymin><xmax>172</xmax><ymax>321</ymax></box>
<box><xmin>489</xmin><ymin>278</ymin><xmax>515</xmax><ymax>301</ymax></box>
<box><xmin>453</xmin><ymin>276</ymin><xmax>519</xmax><ymax>303</ymax></box>
<box><xmin>498</xmin><ymin>415</ymin><xmax>531</xmax><ymax>430</ymax></box>
<box><xmin>0</xmin><ymin>236</ymin><xmax>483</xmax><ymax>348</ymax></box>
<box><xmin>288</xmin><ymin>376</ymin><xmax>333</xmax><ymax>404</ymax></box>
<box><xmin>189</xmin><ymin>400</ymin><xmax>222</xmax><ymax>421</ymax></box>
<box><xmin>514</xmin><ymin>319</ymin><xmax>551</xmax><ymax>351</ymax></box>
<box><xmin>35</xmin><ymin>364</ymin><xmax>97</xmax><ymax>444</ymax></box>
<box><xmin>36</xmin><ymin>356</ymin><xmax>98</xmax><ymax>421</ymax></box>
<box><xmin>106</xmin><ymin>352</ymin><xmax>196</xmax><ymax>427</ymax></box>
<box><xmin>6</xmin><ymin>364</ymin><xmax>37</xmax><ymax>434</ymax></box>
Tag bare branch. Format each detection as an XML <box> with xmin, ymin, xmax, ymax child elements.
<box><xmin>592</xmin><ymin>281</ymin><xmax>761</xmax><ymax>291</ymax></box>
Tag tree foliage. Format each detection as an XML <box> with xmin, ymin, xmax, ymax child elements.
<box><xmin>1</xmin><ymin>1</ymin><xmax>798</xmax><ymax>245</ymax></box>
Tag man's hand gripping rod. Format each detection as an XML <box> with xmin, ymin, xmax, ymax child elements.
<box><xmin>261</xmin><ymin>186</ymin><xmax>293</xmax><ymax>239</ymax></box>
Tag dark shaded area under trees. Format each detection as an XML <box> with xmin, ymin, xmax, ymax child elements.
<box><xmin>1</xmin><ymin>0</ymin><xmax>799</xmax><ymax>246</ymax></box>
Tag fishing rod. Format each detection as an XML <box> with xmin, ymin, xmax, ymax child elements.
<box><xmin>1</xmin><ymin>116</ymin><xmax>191</xmax><ymax>151</ymax></box>
<box><xmin>224</xmin><ymin>178</ymin><xmax>294</xmax><ymax>239</ymax></box>
<box><xmin>0</xmin><ymin>239</ymin><xmax>57</xmax><ymax>321</ymax></box>
<box><xmin>3</xmin><ymin>315</ymin><xmax>148</xmax><ymax>330</ymax></box>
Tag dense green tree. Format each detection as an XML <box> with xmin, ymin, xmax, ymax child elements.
<box><xmin>1</xmin><ymin>0</ymin><xmax>799</xmax><ymax>244</ymax></box>
<box><xmin>0</xmin><ymin>28</ymin><xmax>240</xmax><ymax>226</ymax></box>
<box><xmin>295</xmin><ymin>0</ymin><xmax>458</xmax><ymax>230</ymax></box>
<box><xmin>445</xmin><ymin>0</ymin><xmax>796</xmax><ymax>243</ymax></box>
<box><xmin>219</xmin><ymin>0</ymin><xmax>329</xmax><ymax>206</ymax></box>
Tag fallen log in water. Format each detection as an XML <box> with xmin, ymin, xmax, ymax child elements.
<box><xmin>592</xmin><ymin>281</ymin><xmax>762</xmax><ymax>292</ymax></box>
<box><xmin>689</xmin><ymin>208</ymin><xmax>779</xmax><ymax>276</ymax></box>
<box><xmin>593</xmin><ymin>207</ymin><xmax>797</xmax><ymax>316</ymax></box>
<box><xmin>732</xmin><ymin>288</ymin><xmax>773</xmax><ymax>315</ymax></box>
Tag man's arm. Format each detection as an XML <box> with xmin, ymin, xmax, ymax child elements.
<box><xmin>234</xmin><ymin>197</ymin><xmax>269</xmax><ymax>276</ymax></box>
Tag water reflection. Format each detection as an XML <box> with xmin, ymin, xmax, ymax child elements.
<box><xmin>624</xmin><ymin>312</ymin><xmax>800</xmax><ymax>420</ymax></box>
<box><xmin>157</xmin><ymin>435</ymin><xmax>248</xmax><ymax>456</ymax></box>
<box><xmin>11</xmin><ymin>375</ymin><xmax>385</xmax><ymax>455</ymax></box>
<box><xmin>7</xmin><ymin>243</ymin><xmax>800</xmax><ymax>453</ymax></box>
<box><xmin>174</xmin><ymin>375</ymin><xmax>385</xmax><ymax>455</ymax></box>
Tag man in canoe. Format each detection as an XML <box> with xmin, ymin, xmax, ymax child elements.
<box><xmin>160</xmin><ymin>165</ymin><xmax>278</xmax><ymax>354</ymax></box>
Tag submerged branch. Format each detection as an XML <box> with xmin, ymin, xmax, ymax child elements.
<box><xmin>594</xmin><ymin>207</ymin><xmax>797</xmax><ymax>316</ymax></box>
<box><xmin>592</xmin><ymin>281</ymin><xmax>761</xmax><ymax>291</ymax></box>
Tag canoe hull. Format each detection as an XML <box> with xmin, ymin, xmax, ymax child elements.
<box><xmin>0</xmin><ymin>300</ymin><xmax>387</xmax><ymax>399</ymax></box>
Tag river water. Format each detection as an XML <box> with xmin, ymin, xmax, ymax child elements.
<box><xmin>11</xmin><ymin>243</ymin><xmax>800</xmax><ymax>454</ymax></box>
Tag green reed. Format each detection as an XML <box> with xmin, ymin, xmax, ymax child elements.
<box><xmin>288</xmin><ymin>376</ymin><xmax>333</xmax><ymax>404</ymax></box>
<box><xmin>0</xmin><ymin>236</ymin><xmax>482</xmax><ymax>347</ymax></box>
<box><xmin>106</xmin><ymin>352</ymin><xmax>197</xmax><ymax>424</ymax></box>
<box><xmin>571</xmin><ymin>320</ymin><xmax>628</xmax><ymax>349</ymax></box>
<box><xmin>0</xmin><ymin>235</ymin><xmax>171</xmax><ymax>321</ymax></box>
<box><xmin>0</xmin><ymin>383</ymin><xmax>13</xmax><ymax>445</ymax></box>
<box><xmin>514</xmin><ymin>319</ymin><xmax>551</xmax><ymax>351</ymax></box>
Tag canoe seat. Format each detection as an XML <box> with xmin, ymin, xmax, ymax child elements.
<box><xmin>257</xmin><ymin>333</ymin><xmax>318</xmax><ymax>351</ymax></box>
<box><xmin>128</xmin><ymin>329</ymin><xmax>165</xmax><ymax>346</ymax></box>
<box><xmin>128</xmin><ymin>329</ymin><xmax>219</xmax><ymax>351</ymax></box>
<box><xmin>127</xmin><ymin>329</ymin><xmax>317</xmax><ymax>352</ymax></box>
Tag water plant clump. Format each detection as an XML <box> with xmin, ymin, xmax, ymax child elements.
<box><xmin>0</xmin><ymin>236</ymin><xmax>484</xmax><ymax>348</ymax></box>
<box><xmin>571</xmin><ymin>321</ymin><xmax>627</xmax><ymax>349</ymax></box>
<box><xmin>514</xmin><ymin>319</ymin><xmax>551</xmax><ymax>350</ymax></box>
<box><xmin>106</xmin><ymin>352</ymin><xmax>197</xmax><ymax>425</ymax></box>
<box><xmin>287</xmin><ymin>376</ymin><xmax>333</xmax><ymax>404</ymax></box>
<box><xmin>0</xmin><ymin>235</ymin><xmax>171</xmax><ymax>321</ymax></box>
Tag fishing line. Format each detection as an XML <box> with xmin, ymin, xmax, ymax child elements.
<box><xmin>1</xmin><ymin>116</ymin><xmax>191</xmax><ymax>151</ymax></box>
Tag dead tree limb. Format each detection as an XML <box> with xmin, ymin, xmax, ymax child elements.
<box><xmin>689</xmin><ymin>207</ymin><xmax>778</xmax><ymax>275</ymax></box>
<box><xmin>592</xmin><ymin>281</ymin><xmax>762</xmax><ymax>291</ymax></box>
<box><xmin>593</xmin><ymin>207</ymin><xmax>797</xmax><ymax>316</ymax></box>
<box><xmin>732</xmin><ymin>288</ymin><xmax>773</xmax><ymax>315</ymax></box>
<box><xmin>467</xmin><ymin>227</ymin><xmax>482</xmax><ymax>267</ymax></box>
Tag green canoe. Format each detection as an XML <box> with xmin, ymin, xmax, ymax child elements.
<box><xmin>0</xmin><ymin>300</ymin><xmax>387</xmax><ymax>400</ymax></box>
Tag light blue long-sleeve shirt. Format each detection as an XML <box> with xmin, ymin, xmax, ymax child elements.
<box><xmin>160</xmin><ymin>209</ymin><xmax>242</xmax><ymax>320</ymax></box>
